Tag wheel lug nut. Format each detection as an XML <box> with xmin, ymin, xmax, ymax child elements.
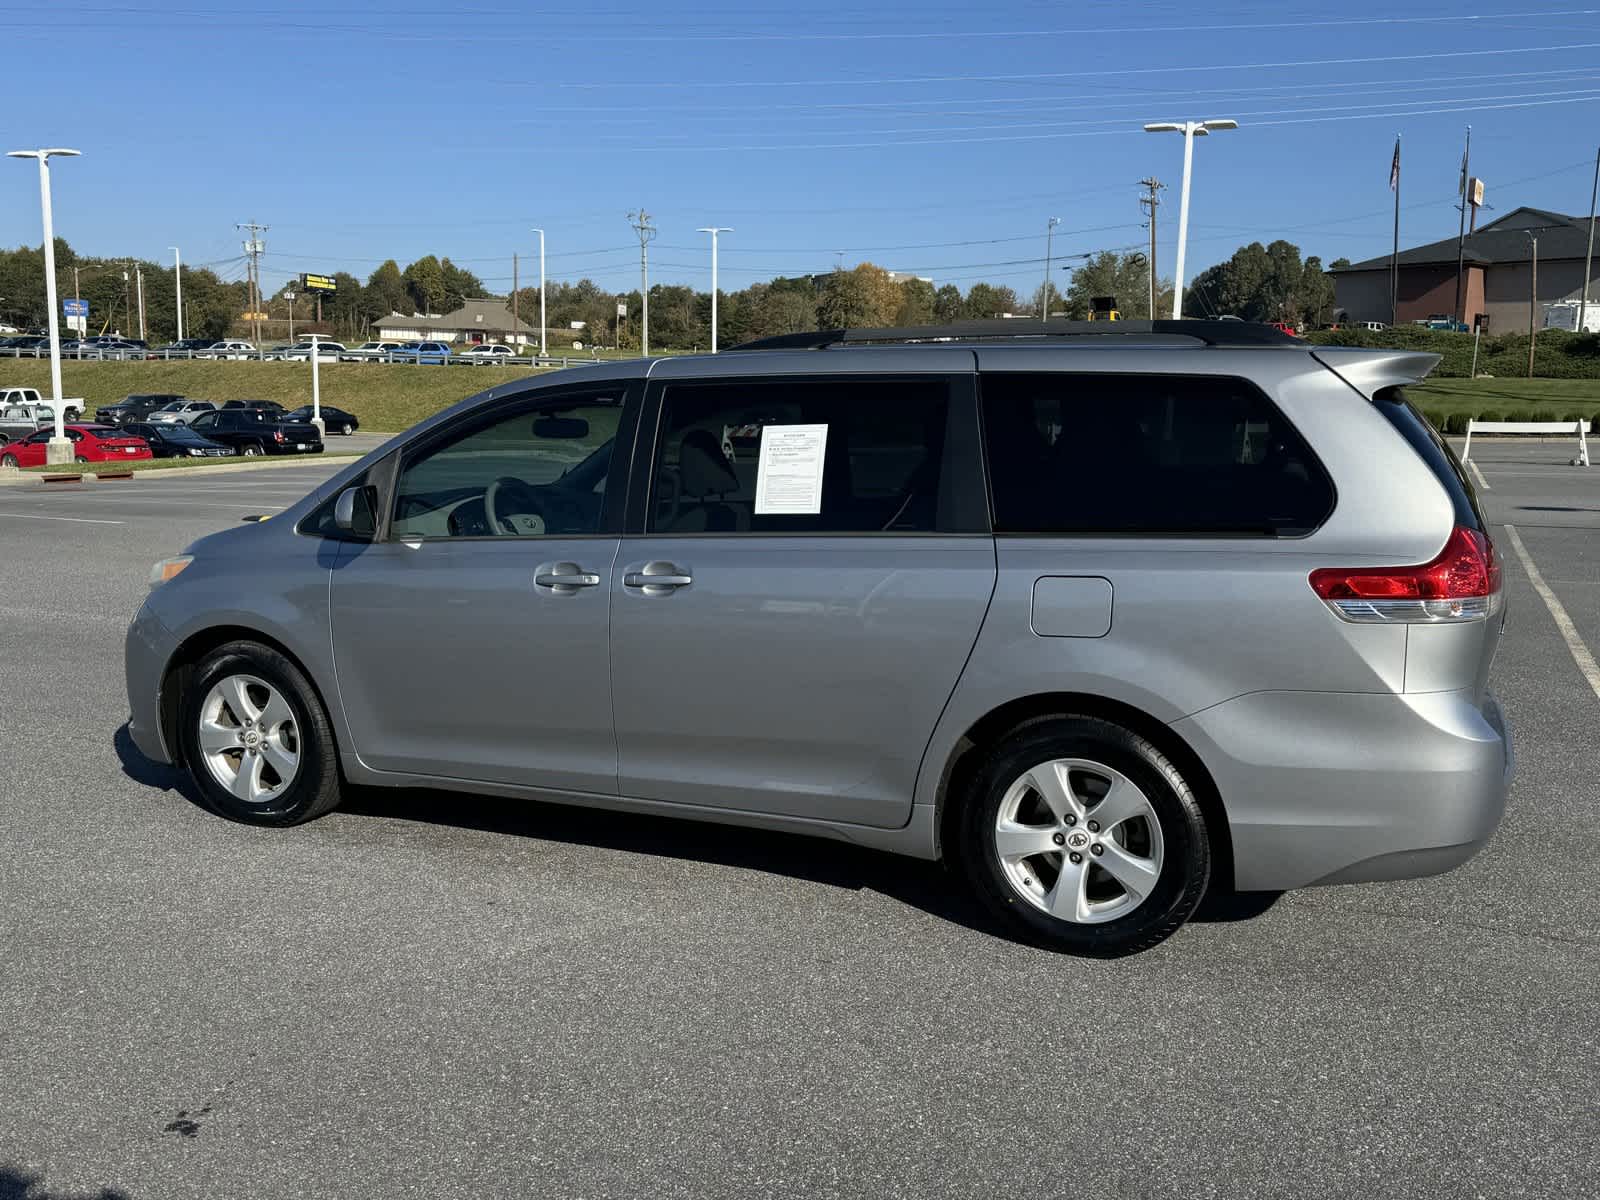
<box><xmin>1069</xmin><ymin>852</ymin><xmax>1083</xmax><ymax>864</ymax></box>
<box><xmin>1087</xmin><ymin>821</ymin><xmax>1100</xmax><ymax>833</ymax></box>
<box><xmin>1065</xmin><ymin>815</ymin><xmax>1077</xmax><ymax>826</ymax></box>
<box><xmin>1091</xmin><ymin>844</ymin><xmax>1104</xmax><ymax>857</ymax></box>
<box><xmin>1052</xmin><ymin>832</ymin><xmax>1066</xmax><ymax>846</ymax></box>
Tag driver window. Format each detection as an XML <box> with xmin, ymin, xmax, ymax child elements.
<box><xmin>389</xmin><ymin>393</ymin><xmax>622</xmax><ymax>539</ymax></box>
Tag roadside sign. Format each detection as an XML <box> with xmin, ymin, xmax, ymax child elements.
<box><xmin>300</xmin><ymin>273</ymin><xmax>337</xmax><ymax>292</ymax></box>
<box><xmin>62</xmin><ymin>299</ymin><xmax>88</xmax><ymax>318</ymax></box>
<box><xmin>240</xmin><ymin>311</ymin><xmax>270</xmax><ymax>321</ymax></box>
<box><xmin>617</xmin><ymin>302</ymin><xmax>627</xmax><ymax>318</ymax></box>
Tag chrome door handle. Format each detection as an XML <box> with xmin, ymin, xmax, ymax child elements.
<box><xmin>624</xmin><ymin>573</ymin><xmax>692</xmax><ymax>588</ymax></box>
<box><xmin>535</xmin><ymin>562</ymin><xmax>601</xmax><ymax>591</ymax></box>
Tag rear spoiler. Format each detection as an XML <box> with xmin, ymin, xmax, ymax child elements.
<box><xmin>1310</xmin><ymin>348</ymin><xmax>1440</xmax><ymax>398</ymax></box>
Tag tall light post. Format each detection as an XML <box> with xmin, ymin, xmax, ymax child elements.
<box><xmin>286</xmin><ymin>290</ymin><xmax>296</xmax><ymax>342</ymax></box>
<box><xmin>697</xmin><ymin>226</ymin><xmax>732</xmax><ymax>352</ymax></box>
<box><xmin>1042</xmin><ymin>216</ymin><xmax>1060</xmax><ymax>323</ymax></box>
<box><xmin>531</xmin><ymin>228</ymin><xmax>546</xmax><ymax>358</ymax></box>
<box><xmin>7</xmin><ymin>147</ymin><xmax>80</xmax><ymax>464</ymax></box>
<box><xmin>170</xmin><ymin>247</ymin><xmax>183</xmax><ymax>341</ymax></box>
<box><xmin>1523</xmin><ymin>230</ymin><xmax>1539</xmax><ymax>379</ymax></box>
<box><xmin>1143</xmin><ymin>119</ymin><xmax>1237</xmax><ymax>319</ymax></box>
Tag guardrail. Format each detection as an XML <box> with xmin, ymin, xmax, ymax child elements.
<box><xmin>1462</xmin><ymin>418</ymin><xmax>1591</xmax><ymax>467</ymax></box>
<box><xmin>0</xmin><ymin>346</ymin><xmax>597</xmax><ymax>367</ymax></box>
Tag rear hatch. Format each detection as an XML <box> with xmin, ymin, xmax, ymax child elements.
<box><xmin>96</xmin><ymin>434</ymin><xmax>150</xmax><ymax>456</ymax></box>
<box><xmin>274</xmin><ymin>421</ymin><xmax>322</xmax><ymax>450</ymax></box>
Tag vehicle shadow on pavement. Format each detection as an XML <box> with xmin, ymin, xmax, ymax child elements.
<box><xmin>0</xmin><ymin>1164</ymin><xmax>131</xmax><ymax>1200</ymax></box>
<box><xmin>112</xmin><ymin>725</ymin><xmax>1279</xmax><ymax>940</ymax></box>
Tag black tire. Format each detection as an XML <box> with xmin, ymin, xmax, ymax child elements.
<box><xmin>1</xmin><ymin>454</ymin><xmax>17</xmax><ymax>468</ymax></box>
<box><xmin>956</xmin><ymin>715</ymin><xmax>1210</xmax><ymax>956</ymax></box>
<box><xmin>340</xmin><ymin>422</ymin><xmax>354</xmax><ymax>435</ymax></box>
<box><xmin>242</xmin><ymin>443</ymin><xmax>262</xmax><ymax>457</ymax></box>
<box><xmin>178</xmin><ymin>640</ymin><xmax>342</xmax><ymax>826</ymax></box>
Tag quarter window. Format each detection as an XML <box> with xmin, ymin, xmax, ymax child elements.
<box><xmin>981</xmin><ymin>373</ymin><xmax>1333</xmax><ymax>535</ymax></box>
<box><xmin>647</xmin><ymin>378</ymin><xmax>950</xmax><ymax>534</ymax></box>
<box><xmin>390</xmin><ymin>393</ymin><xmax>622</xmax><ymax>539</ymax></box>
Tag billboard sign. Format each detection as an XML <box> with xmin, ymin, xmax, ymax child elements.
<box><xmin>300</xmin><ymin>273</ymin><xmax>338</xmax><ymax>292</ymax></box>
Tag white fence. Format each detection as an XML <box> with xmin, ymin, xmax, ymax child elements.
<box><xmin>1462</xmin><ymin>419</ymin><xmax>1590</xmax><ymax>467</ymax></box>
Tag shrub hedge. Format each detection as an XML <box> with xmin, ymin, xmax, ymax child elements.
<box><xmin>1304</xmin><ymin>327</ymin><xmax>1600</xmax><ymax>379</ymax></box>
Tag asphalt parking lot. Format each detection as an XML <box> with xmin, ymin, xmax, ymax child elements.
<box><xmin>1</xmin><ymin>443</ymin><xmax>1596</xmax><ymax>1199</ymax></box>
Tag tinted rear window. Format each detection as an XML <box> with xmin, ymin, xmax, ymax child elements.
<box><xmin>980</xmin><ymin>372</ymin><xmax>1334</xmax><ymax>536</ymax></box>
<box><xmin>1371</xmin><ymin>387</ymin><xmax>1485</xmax><ymax>531</ymax></box>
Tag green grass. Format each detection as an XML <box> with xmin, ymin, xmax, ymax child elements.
<box><xmin>15</xmin><ymin>452</ymin><xmax>361</xmax><ymax>475</ymax></box>
<box><xmin>1410</xmin><ymin>377</ymin><xmax>1600</xmax><ymax>431</ymax></box>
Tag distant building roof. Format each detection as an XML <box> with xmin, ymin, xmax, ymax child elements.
<box><xmin>375</xmin><ymin>297</ymin><xmax>522</xmax><ymax>331</ymax></box>
<box><xmin>1333</xmin><ymin>208</ymin><xmax>1599</xmax><ymax>272</ymax></box>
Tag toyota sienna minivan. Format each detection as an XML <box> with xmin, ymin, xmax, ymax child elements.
<box><xmin>125</xmin><ymin>320</ymin><xmax>1512</xmax><ymax>954</ymax></box>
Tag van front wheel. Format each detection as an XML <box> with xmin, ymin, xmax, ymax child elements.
<box><xmin>956</xmin><ymin>715</ymin><xmax>1210</xmax><ymax>956</ymax></box>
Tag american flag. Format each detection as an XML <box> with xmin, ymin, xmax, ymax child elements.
<box><xmin>1389</xmin><ymin>138</ymin><xmax>1401</xmax><ymax>192</ymax></box>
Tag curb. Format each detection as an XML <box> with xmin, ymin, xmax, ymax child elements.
<box><xmin>0</xmin><ymin>453</ymin><xmax>361</xmax><ymax>487</ymax></box>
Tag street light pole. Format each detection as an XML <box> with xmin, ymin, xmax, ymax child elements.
<box><xmin>697</xmin><ymin>226</ymin><xmax>732</xmax><ymax>352</ymax></box>
<box><xmin>1524</xmin><ymin>231</ymin><xmax>1539</xmax><ymax>379</ymax></box>
<box><xmin>1580</xmin><ymin>146</ymin><xmax>1598</xmax><ymax>336</ymax></box>
<box><xmin>1042</xmin><ymin>216</ymin><xmax>1060</xmax><ymax>323</ymax></box>
<box><xmin>7</xmin><ymin>147</ymin><xmax>80</xmax><ymax>464</ymax></box>
<box><xmin>1143</xmin><ymin>119</ymin><xmax>1237</xmax><ymax>319</ymax></box>
<box><xmin>531</xmin><ymin>228</ymin><xmax>546</xmax><ymax>359</ymax></box>
<box><xmin>170</xmin><ymin>247</ymin><xmax>183</xmax><ymax>341</ymax></box>
<box><xmin>286</xmin><ymin>290</ymin><xmax>296</xmax><ymax>342</ymax></box>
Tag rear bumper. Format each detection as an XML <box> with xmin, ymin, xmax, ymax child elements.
<box><xmin>1173</xmin><ymin>688</ymin><xmax>1512</xmax><ymax>891</ymax></box>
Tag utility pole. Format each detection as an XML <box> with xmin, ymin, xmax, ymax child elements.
<box><xmin>512</xmin><ymin>251</ymin><xmax>520</xmax><ymax>346</ymax></box>
<box><xmin>73</xmin><ymin>266</ymin><xmax>80</xmax><ymax>302</ymax></box>
<box><xmin>628</xmin><ymin>209</ymin><xmax>656</xmax><ymax>355</ymax></box>
<box><xmin>136</xmin><ymin>265</ymin><xmax>146</xmax><ymax>341</ymax></box>
<box><xmin>1139</xmin><ymin>178</ymin><xmax>1164</xmax><ymax>319</ymax></box>
<box><xmin>170</xmin><ymin>247</ymin><xmax>183</xmax><ymax>341</ymax></box>
<box><xmin>122</xmin><ymin>266</ymin><xmax>131</xmax><ymax>337</ymax></box>
<box><xmin>1525</xmin><ymin>231</ymin><xmax>1539</xmax><ymax>378</ymax></box>
<box><xmin>1041</xmin><ymin>216</ymin><xmax>1060</xmax><ymax>323</ymax></box>
<box><xmin>237</xmin><ymin>221</ymin><xmax>268</xmax><ymax>348</ymax></box>
<box><xmin>1580</xmin><ymin>145</ymin><xmax>1598</xmax><ymax>335</ymax></box>
<box><xmin>1453</xmin><ymin>125</ymin><xmax>1472</xmax><ymax>323</ymax></box>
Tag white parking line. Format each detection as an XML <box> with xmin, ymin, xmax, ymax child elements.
<box><xmin>1505</xmin><ymin>523</ymin><xmax>1600</xmax><ymax>704</ymax></box>
<box><xmin>0</xmin><ymin>512</ymin><xmax>123</xmax><ymax>525</ymax></box>
<box><xmin>1467</xmin><ymin>459</ymin><xmax>1491</xmax><ymax>491</ymax></box>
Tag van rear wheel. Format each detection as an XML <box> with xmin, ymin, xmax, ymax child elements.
<box><xmin>957</xmin><ymin>715</ymin><xmax>1210</xmax><ymax>955</ymax></box>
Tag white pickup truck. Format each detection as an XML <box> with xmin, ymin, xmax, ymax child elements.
<box><xmin>0</xmin><ymin>387</ymin><xmax>84</xmax><ymax>424</ymax></box>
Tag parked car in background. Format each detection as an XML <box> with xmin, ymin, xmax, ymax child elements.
<box><xmin>283</xmin><ymin>404</ymin><xmax>359</xmax><ymax>434</ymax></box>
<box><xmin>1356</xmin><ymin>321</ymin><xmax>1388</xmax><ymax>332</ymax></box>
<box><xmin>222</xmin><ymin>399</ymin><xmax>285</xmax><ymax>415</ymax></box>
<box><xmin>4</xmin><ymin>336</ymin><xmax>53</xmax><ymax>357</ymax></box>
<box><xmin>391</xmin><ymin>340</ymin><xmax>451</xmax><ymax>364</ymax></box>
<box><xmin>0</xmin><ymin>387</ymin><xmax>83</xmax><ymax>421</ymax></box>
<box><xmin>0</xmin><ymin>403</ymin><xmax>60</xmax><ymax>444</ymax></box>
<box><xmin>154</xmin><ymin>338</ymin><xmax>221</xmax><ymax>356</ymax></box>
<box><xmin>340</xmin><ymin>341</ymin><xmax>406</xmax><ymax>362</ymax></box>
<box><xmin>87</xmin><ymin>336</ymin><xmax>150</xmax><ymax>360</ymax></box>
<box><xmin>97</xmin><ymin>394</ymin><xmax>186</xmax><ymax>426</ymax></box>
<box><xmin>186</xmin><ymin>407</ymin><xmax>324</xmax><ymax>456</ymax></box>
<box><xmin>121</xmin><ymin>421</ymin><xmax>237</xmax><ymax>459</ymax></box>
<box><xmin>147</xmin><ymin>400</ymin><xmax>220</xmax><ymax>426</ymax></box>
<box><xmin>279</xmin><ymin>342</ymin><xmax>346</xmax><ymax>362</ymax></box>
<box><xmin>199</xmin><ymin>340</ymin><xmax>257</xmax><ymax>360</ymax></box>
<box><xmin>458</xmin><ymin>343</ymin><xmax>517</xmax><ymax>363</ymax></box>
<box><xmin>0</xmin><ymin>423</ymin><xmax>151</xmax><ymax>467</ymax></box>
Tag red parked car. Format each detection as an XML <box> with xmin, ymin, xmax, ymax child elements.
<box><xmin>0</xmin><ymin>423</ymin><xmax>153</xmax><ymax>468</ymax></box>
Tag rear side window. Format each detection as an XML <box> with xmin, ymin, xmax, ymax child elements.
<box><xmin>649</xmin><ymin>378</ymin><xmax>950</xmax><ymax>534</ymax></box>
<box><xmin>981</xmin><ymin>372</ymin><xmax>1334</xmax><ymax>535</ymax></box>
<box><xmin>1371</xmin><ymin>388</ymin><xmax>1485</xmax><ymax>531</ymax></box>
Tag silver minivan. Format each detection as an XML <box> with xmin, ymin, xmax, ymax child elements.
<box><xmin>125</xmin><ymin>321</ymin><xmax>1513</xmax><ymax>954</ymax></box>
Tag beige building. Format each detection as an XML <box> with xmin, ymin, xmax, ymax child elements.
<box><xmin>1331</xmin><ymin>207</ymin><xmax>1598</xmax><ymax>332</ymax></box>
<box><xmin>375</xmin><ymin>298</ymin><xmax>531</xmax><ymax>345</ymax></box>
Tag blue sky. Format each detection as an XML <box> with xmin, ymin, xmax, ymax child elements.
<box><xmin>5</xmin><ymin>0</ymin><xmax>1598</xmax><ymax>301</ymax></box>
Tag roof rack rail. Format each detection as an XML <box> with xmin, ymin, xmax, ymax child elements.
<box><xmin>727</xmin><ymin>319</ymin><xmax>1304</xmax><ymax>352</ymax></box>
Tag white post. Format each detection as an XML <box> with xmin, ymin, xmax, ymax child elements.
<box><xmin>307</xmin><ymin>334</ymin><xmax>324</xmax><ymax>438</ymax></box>
<box><xmin>1470</xmin><ymin>323</ymin><xmax>1482</xmax><ymax>378</ymax></box>
<box><xmin>136</xmin><ymin>265</ymin><xmax>146</xmax><ymax>341</ymax></box>
<box><xmin>1462</xmin><ymin>418</ymin><xmax>1475</xmax><ymax>463</ymax></box>
<box><xmin>1173</xmin><ymin>124</ymin><xmax>1197</xmax><ymax>320</ymax></box>
<box><xmin>697</xmin><ymin>226</ymin><xmax>732</xmax><ymax>352</ymax></box>
<box><xmin>171</xmin><ymin>247</ymin><xmax>183</xmax><ymax>342</ymax></box>
<box><xmin>8</xmin><ymin>149</ymin><xmax>80</xmax><ymax>463</ymax></box>
<box><xmin>537</xmin><ymin>228</ymin><xmax>546</xmax><ymax>359</ymax></box>
<box><xmin>1574</xmin><ymin>420</ymin><xmax>1590</xmax><ymax>468</ymax></box>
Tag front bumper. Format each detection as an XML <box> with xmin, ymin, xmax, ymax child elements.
<box><xmin>125</xmin><ymin>602</ymin><xmax>179</xmax><ymax>765</ymax></box>
<box><xmin>1173</xmin><ymin>688</ymin><xmax>1512</xmax><ymax>891</ymax></box>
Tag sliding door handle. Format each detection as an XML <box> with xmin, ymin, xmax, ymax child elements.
<box><xmin>535</xmin><ymin>562</ymin><xmax>601</xmax><ymax>591</ymax></box>
<box><xmin>624</xmin><ymin>561</ymin><xmax>693</xmax><ymax>592</ymax></box>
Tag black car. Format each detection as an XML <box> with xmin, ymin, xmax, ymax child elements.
<box><xmin>222</xmin><ymin>399</ymin><xmax>285</xmax><ymax>414</ymax></box>
<box><xmin>153</xmin><ymin>338</ymin><xmax>219</xmax><ymax>355</ymax></box>
<box><xmin>186</xmin><ymin>408</ymin><xmax>323</xmax><ymax>457</ymax></box>
<box><xmin>283</xmin><ymin>404</ymin><xmax>360</xmax><ymax>434</ymax></box>
<box><xmin>97</xmin><ymin>394</ymin><xmax>186</xmax><ymax>425</ymax></box>
<box><xmin>121</xmin><ymin>421</ymin><xmax>236</xmax><ymax>459</ymax></box>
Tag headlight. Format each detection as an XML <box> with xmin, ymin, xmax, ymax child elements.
<box><xmin>189</xmin><ymin>448</ymin><xmax>204</xmax><ymax>456</ymax></box>
<box><xmin>150</xmin><ymin>556</ymin><xmax>193</xmax><ymax>587</ymax></box>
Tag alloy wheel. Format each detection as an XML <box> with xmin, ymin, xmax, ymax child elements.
<box><xmin>994</xmin><ymin>758</ymin><xmax>1165</xmax><ymax>924</ymax></box>
<box><xmin>196</xmin><ymin>673</ymin><xmax>301</xmax><ymax>805</ymax></box>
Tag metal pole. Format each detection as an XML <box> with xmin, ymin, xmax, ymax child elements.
<box><xmin>171</xmin><ymin>247</ymin><xmax>183</xmax><ymax>341</ymax></box>
<box><xmin>1470</xmin><ymin>323</ymin><xmax>1482</xmax><ymax>379</ymax></box>
<box><xmin>1528</xmin><ymin>234</ymin><xmax>1538</xmax><ymax>379</ymax></box>
<box><xmin>136</xmin><ymin>266</ymin><xmax>146</xmax><ymax>341</ymax></box>
<box><xmin>697</xmin><ymin>227</ymin><xmax>732</xmax><ymax>351</ymax></box>
<box><xmin>37</xmin><ymin>156</ymin><xmax>68</xmax><ymax>455</ymax></box>
<box><xmin>1580</xmin><ymin>146</ymin><xmax>1598</xmax><ymax>335</ymax></box>
<box><xmin>1453</xmin><ymin>126</ymin><xmax>1471</xmax><ymax>323</ymax></box>
<box><xmin>1173</xmin><ymin>123</ymin><xmax>1197</xmax><ymax>319</ymax></box>
<box><xmin>1042</xmin><ymin>216</ymin><xmax>1059</xmax><ymax>323</ymax></box>
<box><xmin>308</xmin><ymin>334</ymin><xmax>323</xmax><ymax>437</ymax></box>
<box><xmin>536</xmin><ymin>228</ymin><xmax>546</xmax><ymax>358</ymax></box>
<box><xmin>1390</xmin><ymin>134</ymin><xmax>1401</xmax><ymax>329</ymax></box>
<box><xmin>286</xmin><ymin>291</ymin><xmax>295</xmax><ymax>342</ymax></box>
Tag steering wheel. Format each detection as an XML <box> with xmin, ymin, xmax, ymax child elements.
<box><xmin>483</xmin><ymin>476</ymin><xmax>548</xmax><ymax>536</ymax></box>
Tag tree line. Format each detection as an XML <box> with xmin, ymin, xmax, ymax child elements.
<box><xmin>0</xmin><ymin>239</ymin><xmax>1339</xmax><ymax>348</ymax></box>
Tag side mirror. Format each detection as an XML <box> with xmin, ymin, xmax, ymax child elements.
<box><xmin>333</xmin><ymin>485</ymin><xmax>376</xmax><ymax>538</ymax></box>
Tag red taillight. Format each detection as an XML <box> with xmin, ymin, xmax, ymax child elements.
<box><xmin>1309</xmin><ymin>527</ymin><xmax>1502</xmax><ymax>623</ymax></box>
<box><xmin>273</xmin><ymin>430</ymin><xmax>286</xmax><ymax>443</ymax></box>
